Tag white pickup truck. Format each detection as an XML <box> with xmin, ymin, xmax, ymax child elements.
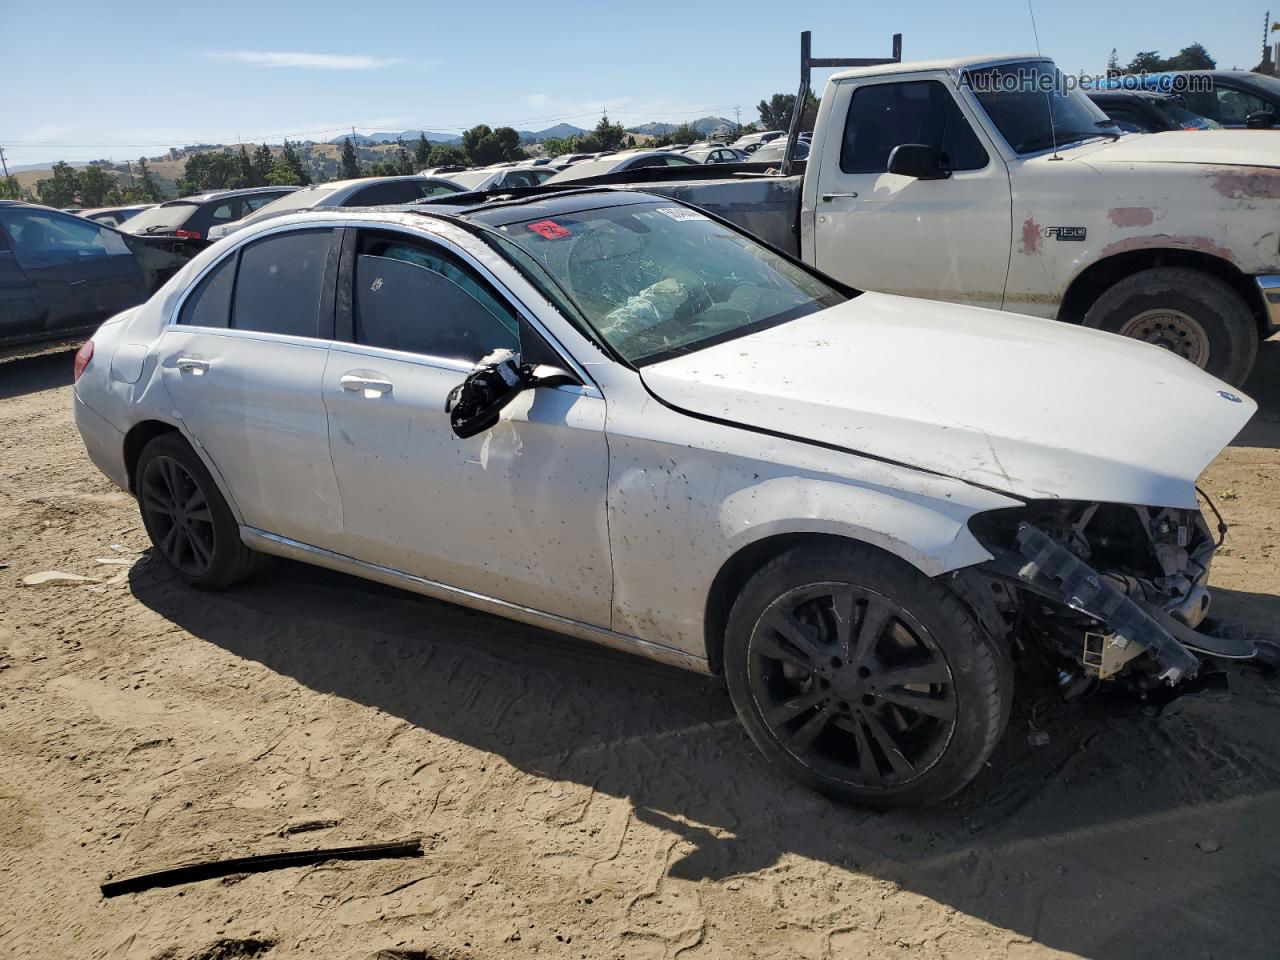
<box><xmin>597</xmin><ymin>54</ymin><xmax>1280</xmax><ymax>385</ymax></box>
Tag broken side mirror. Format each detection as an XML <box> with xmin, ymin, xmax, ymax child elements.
<box><xmin>445</xmin><ymin>350</ymin><xmax>580</xmax><ymax>439</ymax></box>
<box><xmin>1246</xmin><ymin>110</ymin><xmax>1276</xmax><ymax>129</ymax></box>
<box><xmin>886</xmin><ymin>144</ymin><xmax>952</xmax><ymax>180</ymax></box>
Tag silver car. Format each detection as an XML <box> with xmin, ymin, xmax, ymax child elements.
<box><xmin>71</xmin><ymin>189</ymin><xmax>1257</xmax><ymax>809</ymax></box>
<box><xmin>542</xmin><ymin>151</ymin><xmax>699</xmax><ymax>184</ymax></box>
<box><xmin>443</xmin><ymin>166</ymin><xmax>560</xmax><ymax>192</ymax></box>
<box><xmin>206</xmin><ymin>176</ymin><xmax>463</xmax><ymax>240</ymax></box>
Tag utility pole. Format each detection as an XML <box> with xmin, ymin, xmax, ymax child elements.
<box><xmin>0</xmin><ymin>145</ymin><xmax>9</xmax><ymax>178</ymax></box>
<box><xmin>734</xmin><ymin>105</ymin><xmax>741</xmax><ymax>133</ymax></box>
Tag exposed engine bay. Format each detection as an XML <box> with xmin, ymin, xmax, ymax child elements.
<box><xmin>966</xmin><ymin>499</ymin><xmax>1261</xmax><ymax>700</ymax></box>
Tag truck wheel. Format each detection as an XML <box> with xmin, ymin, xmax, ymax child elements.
<box><xmin>723</xmin><ymin>542</ymin><xmax>1011</xmax><ymax>809</ymax></box>
<box><xmin>1083</xmin><ymin>267</ymin><xmax>1258</xmax><ymax>386</ymax></box>
<box><xmin>136</xmin><ymin>433</ymin><xmax>265</xmax><ymax>590</ymax></box>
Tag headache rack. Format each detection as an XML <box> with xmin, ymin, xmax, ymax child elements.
<box><xmin>780</xmin><ymin>30</ymin><xmax>903</xmax><ymax>176</ymax></box>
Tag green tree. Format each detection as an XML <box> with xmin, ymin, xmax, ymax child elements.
<box><xmin>1126</xmin><ymin>51</ymin><xmax>1166</xmax><ymax>73</ymax></box>
<box><xmin>538</xmin><ymin>136</ymin><xmax>576</xmax><ymax>158</ymax></box>
<box><xmin>576</xmin><ymin>112</ymin><xmax>626</xmax><ymax>152</ymax></box>
<box><xmin>178</xmin><ymin>152</ymin><xmax>242</xmax><ymax>193</ymax></box>
<box><xmin>237</xmin><ymin>145</ymin><xmax>258</xmax><ymax>187</ymax></box>
<box><xmin>0</xmin><ymin>176</ymin><xmax>26</xmax><ymax>201</ymax></box>
<box><xmin>252</xmin><ymin>144</ymin><xmax>274</xmax><ymax>182</ymax></box>
<box><xmin>267</xmin><ymin>153</ymin><xmax>301</xmax><ymax>186</ymax></box>
<box><xmin>124</xmin><ymin>158</ymin><xmax>163</xmax><ymax>203</ymax></box>
<box><xmin>425</xmin><ymin>144</ymin><xmax>467</xmax><ymax>167</ymax></box>
<box><xmin>413</xmin><ymin>133</ymin><xmax>431</xmax><ymax>167</ymax></box>
<box><xmin>278</xmin><ymin>140</ymin><xmax>310</xmax><ymax>185</ymax></box>
<box><xmin>340</xmin><ymin>137</ymin><xmax>360</xmax><ymax>179</ymax></box>
<box><xmin>1167</xmin><ymin>43</ymin><xmax>1215</xmax><ymax>70</ymax></box>
<box><xmin>78</xmin><ymin>164</ymin><xmax>121</xmax><ymax>207</ymax></box>
<box><xmin>35</xmin><ymin>161</ymin><xmax>82</xmax><ymax>207</ymax></box>
<box><xmin>461</xmin><ymin>124</ymin><xmax>501</xmax><ymax>165</ymax></box>
<box><xmin>757</xmin><ymin>92</ymin><xmax>819</xmax><ymax>131</ymax></box>
<box><xmin>1106</xmin><ymin>48</ymin><xmax>1121</xmax><ymax>78</ymax></box>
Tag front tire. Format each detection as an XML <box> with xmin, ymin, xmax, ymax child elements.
<box><xmin>1083</xmin><ymin>267</ymin><xmax>1258</xmax><ymax>386</ymax></box>
<box><xmin>724</xmin><ymin>542</ymin><xmax>1010</xmax><ymax>809</ymax></box>
<box><xmin>136</xmin><ymin>432</ymin><xmax>264</xmax><ymax>590</ymax></box>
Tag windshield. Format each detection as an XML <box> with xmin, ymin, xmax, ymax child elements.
<box><xmin>120</xmin><ymin>202</ymin><xmax>197</xmax><ymax>233</ymax></box>
<box><xmin>1245</xmin><ymin>73</ymin><xmax>1280</xmax><ymax>101</ymax></box>
<box><xmin>964</xmin><ymin>61</ymin><xmax>1117</xmax><ymax>154</ymax></box>
<box><xmin>487</xmin><ymin>200</ymin><xmax>846</xmax><ymax>365</ymax></box>
<box><xmin>445</xmin><ymin>170</ymin><xmax>495</xmax><ymax>189</ymax></box>
<box><xmin>1152</xmin><ymin>97</ymin><xmax>1220</xmax><ymax>130</ymax></box>
<box><xmin>241</xmin><ymin>186</ymin><xmax>339</xmax><ymax>223</ymax></box>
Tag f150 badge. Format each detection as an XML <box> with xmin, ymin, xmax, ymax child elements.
<box><xmin>1044</xmin><ymin>226</ymin><xmax>1087</xmax><ymax>241</ymax></box>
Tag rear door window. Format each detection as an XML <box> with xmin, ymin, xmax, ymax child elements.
<box><xmin>841</xmin><ymin>80</ymin><xmax>989</xmax><ymax>174</ymax></box>
<box><xmin>347</xmin><ymin>181</ymin><xmax>424</xmax><ymax>206</ymax></box>
<box><xmin>207</xmin><ymin>199</ymin><xmax>240</xmax><ymax>224</ymax></box>
<box><xmin>231</xmin><ymin>229</ymin><xmax>333</xmax><ymax>338</ymax></box>
<box><xmin>349</xmin><ymin>233</ymin><xmax>520</xmax><ymax>363</ymax></box>
<box><xmin>243</xmin><ymin>194</ymin><xmax>278</xmax><ymax>213</ymax></box>
<box><xmin>177</xmin><ymin>255</ymin><xmax>235</xmax><ymax>328</ymax></box>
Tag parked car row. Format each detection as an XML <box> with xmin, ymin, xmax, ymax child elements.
<box><xmin>207</xmin><ymin>176</ymin><xmax>465</xmax><ymax>240</ymax></box>
<box><xmin>120</xmin><ymin>187</ymin><xmax>300</xmax><ymax>240</ymax></box>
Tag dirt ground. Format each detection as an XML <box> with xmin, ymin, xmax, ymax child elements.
<box><xmin>2</xmin><ymin>340</ymin><xmax>1279</xmax><ymax>960</ymax></box>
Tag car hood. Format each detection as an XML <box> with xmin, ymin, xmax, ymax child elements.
<box><xmin>1076</xmin><ymin>130</ymin><xmax>1280</xmax><ymax>168</ymax></box>
<box><xmin>639</xmin><ymin>294</ymin><xmax>1256</xmax><ymax>507</ymax></box>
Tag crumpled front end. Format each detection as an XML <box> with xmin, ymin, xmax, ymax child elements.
<box><xmin>967</xmin><ymin>499</ymin><xmax>1254</xmax><ymax>695</ymax></box>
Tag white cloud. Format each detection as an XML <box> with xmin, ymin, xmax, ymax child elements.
<box><xmin>209</xmin><ymin>50</ymin><xmax>405</xmax><ymax>70</ymax></box>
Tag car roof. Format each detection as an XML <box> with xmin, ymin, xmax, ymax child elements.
<box><xmin>1087</xmin><ymin>89</ymin><xmax>1176</xmax><ymax>102</ymax></box>
<box><xmin>175</xmin><ymin>186</ymin><xmax>303</xmax><ymax>203</ymax></box>
<box><xmin>245</xmin><ymin>187</ymin><xmax>661</xmax><ymax>235</ymax></box>
<box><xmin>829</xmin><ymin>53</ymin><xmax>1042</xmax><ymax>82</ymax></box>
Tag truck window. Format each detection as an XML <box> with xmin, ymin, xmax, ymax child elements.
<box><xmin>840</xmin><ymin>80</ymin><xmax>988</xmax><ymax>175</ymax></box>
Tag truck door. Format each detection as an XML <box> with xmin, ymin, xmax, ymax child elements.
<box><xmin>810</xmin><ymin>76</ymin><xmax>1012</xmax><ymax>311</ymax></box>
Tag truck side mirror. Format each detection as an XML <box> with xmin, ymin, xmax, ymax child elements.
<box><xmin>887</xmin><ymin>144</ymin><xmax>952</xmax><ymax>180</ymax></box>
<box><xmin>1246</xmin><ymin>111</ymin><xmax>1276</xmax><ymax>130</ymax></box>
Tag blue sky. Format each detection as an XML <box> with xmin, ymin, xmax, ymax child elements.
<box><xmin>2</xmin><ymin>0</ymin><xmax>1267</xmax><ymax>167</ymax></box>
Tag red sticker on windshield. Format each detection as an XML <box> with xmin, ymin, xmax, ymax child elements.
<box><xmin>527</xmin><ymin>219</ymin><xmax>571</xmax><ymax>240</ymax></box>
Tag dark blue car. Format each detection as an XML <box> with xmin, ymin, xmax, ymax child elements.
<box><xmin>1102</xmin><ymin>71</ymin><xmax>1280</xmax><ymax>128</ymax></box>
<box><xmin>0</xmin><ymin>201</ymin><xmax>195</xmax><ymax>353</ymax></box>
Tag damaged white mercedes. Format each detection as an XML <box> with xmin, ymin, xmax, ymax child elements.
<box><xmin>72</xmin><ymin>187</ymin><xmax>1264</xmax><ymax>807</ymax></box>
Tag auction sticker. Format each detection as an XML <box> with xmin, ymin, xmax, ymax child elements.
<box><xmin>655</xmin><ymin>207</ymin><xmax>708</xmax><ymax>222</ymax></box>
<box><xmin>527</xmin><ymin>219</ymin><xmax>572</xmax><ymax>239</ymax></box>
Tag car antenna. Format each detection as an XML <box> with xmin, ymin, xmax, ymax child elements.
<box><xmin>1027</xmin><ymin>0</ymin><xmax>1061</xmax><ymax>160</ymax></box>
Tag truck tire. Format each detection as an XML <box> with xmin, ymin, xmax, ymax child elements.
<box><xmin>1083</xmin><ymin>267</ymin><xmax>1258</xmax><ymax>386</ymax></box>
<box><xmin>723</xmin><ymin>541</ymin><xmax>1011</xmax><ymax>809</ymax></box>
<box><xmin>136</xmin><ymin>433</ymin><xmax>266</xmax><ymax>590</ymax></box>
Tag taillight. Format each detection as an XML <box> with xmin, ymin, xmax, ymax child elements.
<box><xmin>174</xmin><ymin>228</ymin><xmax>202</xmax><ymax>239</ymax></box>
<box><xmin>73</xmin><ymin>340</ymin><xmax>94</xmax><ymax>382</ymax></box>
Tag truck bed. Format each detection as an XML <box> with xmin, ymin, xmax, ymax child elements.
<box><xmin>553</xmin><ymin>163</ymin><xmax>805</xmax><ymax>256</ymax></box>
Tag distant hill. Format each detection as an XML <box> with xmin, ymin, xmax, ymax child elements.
<box><xmin>327</xmin><ymin>130</ymin><xmax>462</xmax><ymax>146</ymax></box>
<box><xmin>627</xmin><ymin>116</ymin><xmax>736</xmax><ymax>137</ymax></box>
<box><xmin>517</xmin><ymin>123</ymin><xmax>588</xmax><ymax>142</ymax></box>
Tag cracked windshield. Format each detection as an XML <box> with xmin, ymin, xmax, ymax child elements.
<box><xmin>493</xmin><ymin>200</ymin><xmax>847</xmax><ymax>364</ymax></box>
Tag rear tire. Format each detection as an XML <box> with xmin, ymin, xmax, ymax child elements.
<box><xmin>1083</xmin><ymin>267</ymin><xmax>1258</xmax><ymax>386</ymax></box>
<box><xmin>136</xmin><ymin>433</ymin><xmax>265</xmax><ymax>590</ymax></box>
<box><xmin>723</xmin><ymin>542</ymin><xmax>1011</xmax><ymax>809</ymax></box>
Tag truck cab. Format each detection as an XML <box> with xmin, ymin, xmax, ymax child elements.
<box><xmin>799</xmin><ymin>55</ymin><xmax>1280</xmax><ymax>385</ymax></box>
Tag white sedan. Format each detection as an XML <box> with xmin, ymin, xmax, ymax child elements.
<box><xmin>72</xmin><ymin>189</ymin><xmax>1257</xmax><ymax>807</ymax></box>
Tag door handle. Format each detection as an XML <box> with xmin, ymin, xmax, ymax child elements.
<box><xmin>821</xmin><ymin>192</ymin><xmax>859</xmax><ymax>202</ymax></box>
<box><xmin>176</xmin><ymin>357</ymin><xmax>210</xmax><ymax>374</ymax></box>
<box><xmin>340</xmin><ymin>374</ymin><xmax>393</xmax><ymax>396</ymax></box>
